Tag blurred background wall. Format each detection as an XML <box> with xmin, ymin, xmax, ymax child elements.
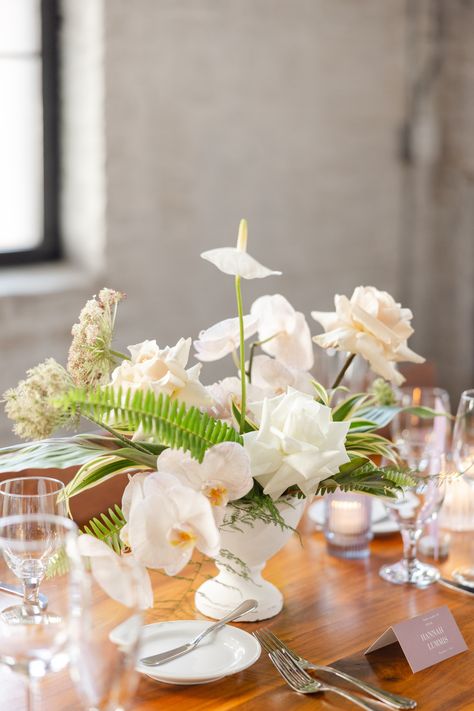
<box><xmin>0</xmin><ymin>0</ymin><xmax>473</xmax><ymax>444</ymax></box>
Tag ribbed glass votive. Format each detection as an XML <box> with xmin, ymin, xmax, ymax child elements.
<box><xmin>324</xmin><ymin>492</ymin><xmax>373</xmax><ymax>559</ymax></box>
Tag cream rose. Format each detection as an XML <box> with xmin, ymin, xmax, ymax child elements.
<box><xmin>110</xmin><ymin>337</ymin><xmax>210</xmax><ymax>408</ymax></box>
<box><xmin>312</xmin><ymin>286</ymin><xmax>424</xmax><ymax>386</ymax></box>
<box><xmin>243</xmin><ymin>388</ymin><xmax>350</xmax><ymax>500</ymax></box>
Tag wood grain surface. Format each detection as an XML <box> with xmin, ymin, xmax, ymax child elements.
<box><xmin>1</xmin><ymin>506</ymin><xmax>473</xmax><ymax>711</ymax></box>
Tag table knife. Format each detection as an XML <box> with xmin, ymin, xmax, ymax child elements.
<box><xmin>438</xmin><ymin>577</ymin><xmax>474</xmax><ymax>595</ymax></box>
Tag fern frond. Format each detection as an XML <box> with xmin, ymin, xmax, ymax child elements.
<box><xmin>83</xmin><ymin>505</ymin><xmax>127</xmax><ymax>554</ymax></box>
<box><xmin>57</xmin><ymin>386</ymin><xmax>243</xmax><ymax>462</ymax></box>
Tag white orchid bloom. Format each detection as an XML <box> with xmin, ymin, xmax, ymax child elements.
<box><xmin>250</xmin><ymin>294</ymin><xmax>314</xmax><ymax>370</ymax></box>
<box><xmin>194</xmin><ymin>315</ymin><xmax>259</xmax><ymax>362</ymax></box>
<box><xmin>77</xmin><ymin>534</ymin><xmax>153</xmax><ymax>609</ymax></box>
<box><xmin>110</xmin><ymin>337</ymin><xmax>209</xmax><ymax>408</ymax></box>
<box><xmin>201</xmin><ymin>219</ymin><xmax>281</xmax><ymax>280</ymax></box>
<box><xmin>120</xmin><ymin>472</ymin><xmax>220</xmax><ymax>576</ymax></box>
<box><xmin>157</xmin><ymin>443</ymin><xmax>253</xmax><ymax>522</ymax></box>
<box><xmin>251</xmin><ymin>355</ymin><xmax>314</xmax><ymax>397</ymax></box>
<box><xmin>205</xmin><ymin>376</ymin><xmax>265</xmax><ymax>425</ymax></box>
<box><xmin>243</xmin><ymin>389</ymin><xmax>350</xmax><ymax>500</ymax></box>
<box><xmin>312</xmin><ymin>286</ymin><xmax>424</xmax><ymax>385</ymax></box>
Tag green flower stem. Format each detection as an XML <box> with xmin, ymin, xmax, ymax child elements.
<box><xmin>246</xmin><ymin>332</ymin><xmax>282</xmax><ymax>384</ymax></box>
<box><xmin>110</xmin><ymin>349</ymin><xmax>130</xmax><ymax>361</ymax></box>
<box><xmin>331</xmin><ymin>352</ymin><xmax>356</xmax><ymax>390</ymax></box>
<box><xmin>235</xmin><ymin>275</ymin><xmax>246</xmax><ymax>434</ymax></box>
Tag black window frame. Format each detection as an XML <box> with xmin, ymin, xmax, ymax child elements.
<box><xmin>0</xmin><ymin>0</ymin><xmax>61</xmax><ymax>267</ymax></box>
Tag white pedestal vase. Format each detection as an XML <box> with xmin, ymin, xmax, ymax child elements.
<box><xmin>194</xmin><ymin>497</ymin><xmax>305</xmax><ymax>621</ymax></box>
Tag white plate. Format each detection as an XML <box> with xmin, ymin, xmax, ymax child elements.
<box><xmin>133</xmin><ymin>620</ymin><xmax>261</xmax><ymax>685</ymax></box>
<box><xmin>308</xmin><ymin>499</ymin><xmax>399</xmax><ymax>536</ymax></box>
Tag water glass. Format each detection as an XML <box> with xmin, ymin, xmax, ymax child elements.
<box><xmin>0</xmin><ymin>514</ymin><xmax>81</xmax><ymax>710</ymax></box>
<box><xmin>0</xmin><ymin>476</ymin><xmax>67</xmax><ymax>621</ymax></box>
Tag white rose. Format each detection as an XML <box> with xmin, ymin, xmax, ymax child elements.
<box><xmin>312</xmin><ymin>286</ymin><xmax>424</xmax><ymax>386</ymax></box>
<box><xmin>110</xmin><ymin>337</ymin><xmax>210</xmax><ymax>408</ymax></box>
<box><xmin>243</xmin><ymin>388</ymin><xmax>350</xmax><ymax>500</ymax></box>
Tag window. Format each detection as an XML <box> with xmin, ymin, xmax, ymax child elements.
<box><xmin>0</xmin><ymin>0</ymin><xmax>60</xmax><ymax>266</ymax></box>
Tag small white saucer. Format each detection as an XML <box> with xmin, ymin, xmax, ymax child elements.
<box><xmin>308</xmin><ymin>499</ymin><xmax>399</xmax><ymax>536</ymax></box>
<box><xmin>134</xmin><ymin>620</ymin><xmax>261</xmax><ymax>685</ymax></box>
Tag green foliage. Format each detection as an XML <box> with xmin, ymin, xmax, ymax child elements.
<box><xmin>312</xmin><ymin>380</ymin><xmax>330</xmax><ymax>406</ymax></box>
<box><xmin>63</xmin><ymin>453</ymin><xmax>152</xmax><ymax>500</ymax></box>
<box><xmin>222</xmin><ymin>482</ymin><xmax>297</xmax><ymax>533</ymax></box>
<box><xmin>0</xmin><ymin>435</ymin><xmax>114</xmax><ymax>473</ymax></box>
<box><xmin>83</xmin><ymin>505</ymin><xmax>127</xmax><ymax>554</ymax></box>
<box><xmin>316</xmin><ymin>459</ymin><xmax>417</xmax><ymax>498</ymax></box>
<box><xmin>57</xmin><ymin>386</ymin><xmax>242</xmax><ymax>462</ymax></box>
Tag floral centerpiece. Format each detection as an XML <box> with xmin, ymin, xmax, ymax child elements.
<box><xmin>1</xmin><ymin>221</ymin><xmax>430</xmax><ymax>619</ymax></box>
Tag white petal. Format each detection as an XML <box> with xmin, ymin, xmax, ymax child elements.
<box><xmin>201</xmin><ymin>248</ymin><xmax>281</xmax><ymax>280</ymax></box>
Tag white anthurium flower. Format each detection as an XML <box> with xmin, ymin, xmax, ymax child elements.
<box><xmin>77</xmin><ymin>534</ymin><xmax>153</xmax><ymax>609</ymax></box>
<box><xmin>205</xmin><ymin>376</ymin><xmax>265</xmax><ymax>425</ymax></box>
<box><xmin>120</xmin><ymin>471</ymin><xmax>220</xmax><ymax>576</ymax></box>
<box><xmin>110</xmin><ymin>337</ymin><xmax>210</xmax><ymax>408</ymax></box>
<box><xmin>201</xmin><ymin>219</ymin><xmax>282</xmax><ymax>280</ymax></box>
<box><xmin>251</xmin><ymin>355</ymin><xmax>314</xmax><ymax>397</ymax></box>
<box><xmin>250</xmin><ymin>294</ymin><xmax>314</xmax><ymax>370</ymax></box>
<box><xmin>157</xmin><ymin>442</ymin><xmax>253</xmax><ymax>523</ymax></box>
<box><xmin>312</xmin><ymin>286</ymin><xmax>425</xmax><ymax>386</ymax></box>
<box><xmin>243</xmin><ymin>388</ymin><xmax>350</xmax><ymax>500</ymax></box>
<box><xmin>194</xmin><ymin>314</ymin><xmax>259</xmax><ymax>362</ymax></box>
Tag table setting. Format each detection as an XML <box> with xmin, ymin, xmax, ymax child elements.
<box><xmin>0</xmin><ymin>220</ymin><xmax>473</xmax><ymax>710</ymax></box>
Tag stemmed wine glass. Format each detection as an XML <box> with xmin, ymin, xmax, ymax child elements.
<box><xmin>379</xmin><ymin>386</ymin><xmax>450</xmax><ymax>587</ymax></box>
<box><xmin>451</xmin><ymin>389</ymin><xmax>474</xmax><ymax>586</ymax></box>
<box><xmin>0</xmin><ymin>514</ymin><xmax>81</xmax><ymax>711</ymax></box>
<box><xmin>0</xmin><ymin>476</ymin><xmax>67</xmax><ymax>622</ymax></box>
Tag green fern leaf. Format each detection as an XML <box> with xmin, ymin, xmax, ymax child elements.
<box><xmin>83</xmin><ymin>505</ymin><xmax>127</xmax><ymax>554</ymax></box>
<box><xmin>57</xmin><ymin>386</ymin><xmax>243</xmax><ymax>462</ymax></box>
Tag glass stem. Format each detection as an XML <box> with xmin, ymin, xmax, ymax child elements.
<box><xmin>27</xmin><ymin>675</ymin><xmax>40</xmax><ymax>711</ymax></box>
<box><xmin>23</xmin><ymin>579</ymin><xmax>40</xmax><ymax>607</ymax></box>
<box><xmin>401</xmin><ymin>527</ymin><xmax>421</xmax><ymax>577</ymax></box>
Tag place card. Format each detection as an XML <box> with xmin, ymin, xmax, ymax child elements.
<box><xmin>365</xmin><ymin>605</ymin><xmax>467</xmax><ymax>673</ymax></box>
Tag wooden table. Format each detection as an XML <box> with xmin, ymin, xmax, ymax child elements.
<box><xmin>2</xmin><ymin>511</ymin><xmax>473</xmax><ymax>710</ymax></box>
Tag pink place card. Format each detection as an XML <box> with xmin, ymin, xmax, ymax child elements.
<box><xmin>365</xmin><ymin>606</ymin><xmax>468</xmax><ymax>673</ymax></box>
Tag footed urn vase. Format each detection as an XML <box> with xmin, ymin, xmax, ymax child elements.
<box><xmin>195</xmin><ymin>497</ymin><xmax>306</xmax><ymax>621</ymax></box>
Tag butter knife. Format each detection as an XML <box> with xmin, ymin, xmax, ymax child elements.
<box><xmin>438</xmin><ymin>577</ymin><xmax>474</xmax><ymax>595</ymax></box>
<box><xmin>140</xmin><ymin>598</ymin><xmax>258</xmax><ymax>666</ymax></box>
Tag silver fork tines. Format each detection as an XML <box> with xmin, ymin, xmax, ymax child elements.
<box><xmin>255</xmin><ymin>629</ymin><xmax>416</xmax><ymax>710</ymax></box>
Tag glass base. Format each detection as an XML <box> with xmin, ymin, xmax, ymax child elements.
<box><xmin>379</xmin><ymin>559</ymin><xmax>440</xmax><ymax>587</ymax></box>
<box><xmin>452</xmin><ymin>567</ymin><xmax>474</xmax><ymax>589</ymax></box>
<box><xmin>1</xmin><ymin>604</ymin><xmax>61</xmax><ymax>625</ymax></box>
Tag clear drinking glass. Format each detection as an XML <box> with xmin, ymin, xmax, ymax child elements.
<box><xmin>69</xmin><ymin>549</ymin><xmax>144</xmax><ymax>711</ymax></box>
<box><xmin>0</xmin><ymin>514</ymin><xmax>81</xmax><ymax>711</ymax></box>
<box><xmin>0</xmin><ymin>476</ymin><xmax>67</xmax><ymax>621</ymax></box>
<box><xmin>451</xmin><ymin>389</ymin><xmax>474</xmax><ymax>586</ymax></box>
<box><xmin>380</xmin><ymin>386</ymin><xmax>450</xmax><ymax>587</ymax></box>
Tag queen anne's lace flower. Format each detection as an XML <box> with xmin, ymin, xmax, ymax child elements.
<box><xmin>312</xmin><ymin>286</ymin><xmax>424</xmax><ymax>385</ymax></box>
<box><xmin>68</xmin><ymin>288</ymin><xmax>125</xmax><ymax>387</ymax></box>
<box><xmin>2</xmin><ymin>358</ymin><xmax>74</xmax><ymax>440</ymax></box>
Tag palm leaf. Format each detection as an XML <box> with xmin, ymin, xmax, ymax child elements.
<box><xmin>57</xmin><ymin>386</ymin><xmax>242</xmax><ymax>462</ymax></box>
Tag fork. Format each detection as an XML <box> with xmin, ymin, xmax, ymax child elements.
<box><xmin>255</xmin><ymin>629</ymin><xmax>416</xmax><ymax>709</ymax></box>
<box><xmin>266</xmin><ymin>647</ymin><xmax>383</xmax><ymax>710</ymax></box>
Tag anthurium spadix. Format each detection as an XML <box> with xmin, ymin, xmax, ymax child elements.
<box><xmin>201</xmin><ymin>219</ymin><xmax>282</xmax><ymax>279</ymax></box>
